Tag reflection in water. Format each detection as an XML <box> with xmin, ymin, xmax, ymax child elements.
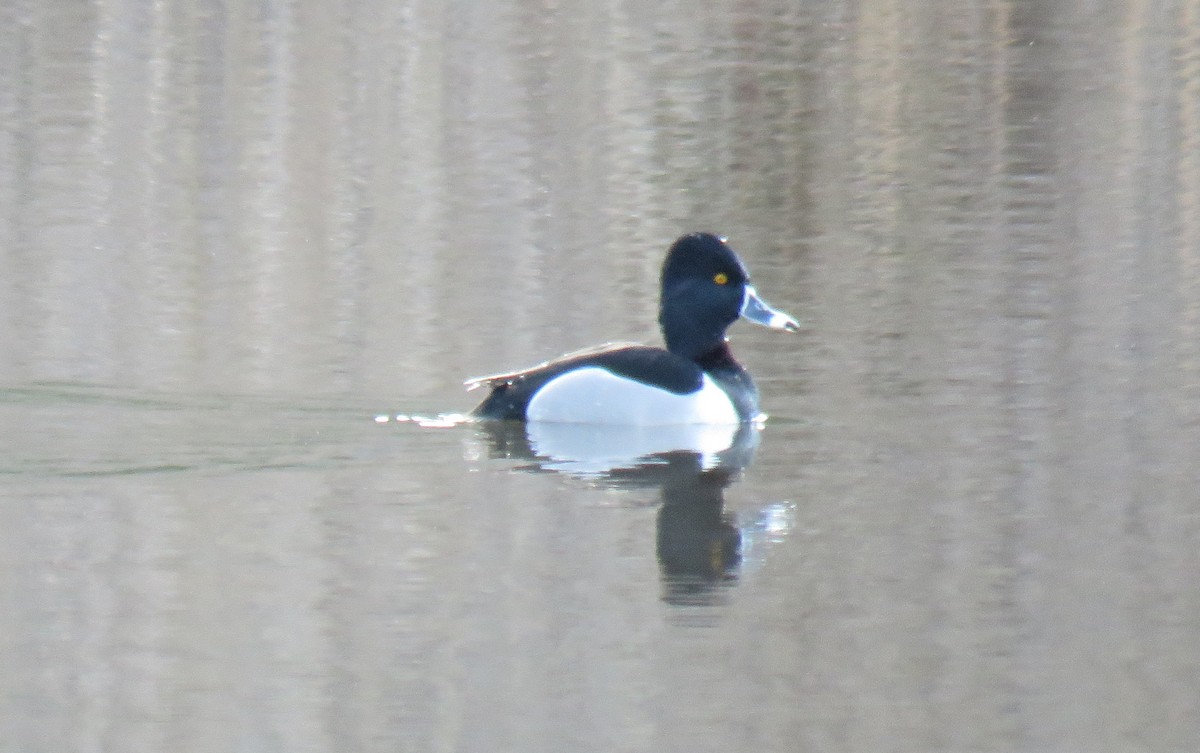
<box><xmin>526</xmin><ymin>419</ymin><xmax>756</xmax><ymax>473</ymax></box>
<box><xmin>474</xmin><ymin>421</ymin><xmax>792</xmax><ymax>606</ymax></box>
<box><xmin>653</xmin><ymin>452</ymin><xmax>742</xmax><ymax>605</ymax></box>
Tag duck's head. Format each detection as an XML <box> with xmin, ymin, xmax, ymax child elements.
<box><xmin>658</xmin><ymin>233</ymin><xmax>799</xmax><ymax>360</ymax></box>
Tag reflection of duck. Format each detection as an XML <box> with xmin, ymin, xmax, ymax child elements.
<box><xmin>473</xmin><ymin>421</ymin><xmax>767</xmax><ymax>605</ymax></box>
<box><xmin>525</xmin><ymin>420</ymin><xmax>758</xmax><ymax>476</ymax></box>
<box><xmin>653</xmin><ymin>451</ymin><xmax>743</xmax><ymax>606</ymax></box>
<box><xmin>465</xmin><ymin>233</ymin><xmax>798</xmax><ymax>424</ymax></box>
<box><xmin>475</xmin><ymin>418</ymin><xmax>759</xmax><ymax>481</ymax></box>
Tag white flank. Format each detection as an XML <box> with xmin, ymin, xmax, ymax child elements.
<box><xmin>525</xmin><ymin>367</ymin><xmax>739</xmax><ymax>425</ymax></box>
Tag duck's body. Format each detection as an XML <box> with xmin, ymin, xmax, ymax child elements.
<box><xmin>466</xmin><ymin>233</ymin><xmax>798</xmax><ymax>425</ymax></box>
<box><xmin>467</xmin><ymin>341</ymin><xmax>758</xmax><ymax>424</ymax></box>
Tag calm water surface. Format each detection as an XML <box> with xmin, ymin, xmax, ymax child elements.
<box><xmin>3</xmin><ymin>1</ymin><xmax>1200</xmax><ymax>751</ymax></box>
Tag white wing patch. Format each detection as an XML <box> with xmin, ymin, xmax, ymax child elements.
<box><xmin>525</xmin><ymin>367</ymin><xmax>739</xmax><ymax>425</ymax></box>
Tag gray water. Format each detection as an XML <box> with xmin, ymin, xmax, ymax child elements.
<box><xmin>3</xmin><ymin>1</ymin><xmax>1200</xmax><ymax>751</ymax></box>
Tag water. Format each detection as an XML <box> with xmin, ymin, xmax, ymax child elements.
<box><xmin>3</xmin><ymin>1</ymin><xmax>1200</xmax><ymax>751</ymax></box>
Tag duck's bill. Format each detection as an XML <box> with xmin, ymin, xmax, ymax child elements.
<box><xmin>741</xmin><ymin>286</ymin><xmax>800</xmax><ymax>332</ymax></box>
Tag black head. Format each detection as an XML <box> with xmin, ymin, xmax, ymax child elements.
<box><xmin>657</xmin><ymin>233</ymin><xmax>798</xmax><ymax>361</ymax></box>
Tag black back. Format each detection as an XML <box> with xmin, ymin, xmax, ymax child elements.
<box><xmin>470</xmin><ymin>345</ymin><xmax>708</xmax><ymax>420</ymax></box>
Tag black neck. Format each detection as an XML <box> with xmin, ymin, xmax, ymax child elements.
<box><xmin>695</xmin><ymin>341</ymin><xmax>759</xmax><ymax>419</ymax></box>
<box><xmin>694</xmin><ymin>341</ymin><xmax>739</xmax><ymax>372</ymax></box>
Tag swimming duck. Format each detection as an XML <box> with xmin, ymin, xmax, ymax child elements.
<box><xmin>465</xmin><ymin>232</ymin><xmax>798</xmax><ymax>424</ymax></box>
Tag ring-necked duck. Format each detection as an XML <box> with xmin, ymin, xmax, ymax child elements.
<box><xmin>465</xmin><ymin>232</ymin><xmax>799</xmax><ymax>424</ymax></box>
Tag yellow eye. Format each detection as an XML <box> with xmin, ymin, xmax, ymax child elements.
<box><xmin>713</xmin><ymin>272</ymin><xmax>729</xmax><ymax>285</ymax></box>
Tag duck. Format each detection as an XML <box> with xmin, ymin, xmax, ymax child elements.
<box><xmin>465</xmin><ymin>232</ymin><xmax>799</xmax><ymax>425</ymax></box>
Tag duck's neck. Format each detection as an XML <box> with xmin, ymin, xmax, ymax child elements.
<box><xmin>695</xmin><ymin>341</ymin><xmax>760</xmax><ymax>419</ymax></box>
<box><xmin>694</xmin><ymin>341</ymin><xmax>740</xmax><ymax>372</ymax></box>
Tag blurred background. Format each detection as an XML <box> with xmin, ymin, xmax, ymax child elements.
<box><xmin>2</xmin><ymin>1</ymin><xmax>1199</xmax><ymax>751</ymax></box>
